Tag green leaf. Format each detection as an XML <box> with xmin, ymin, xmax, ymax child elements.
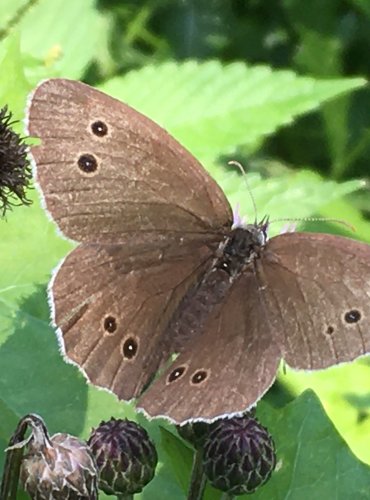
<box><xmin>302</xmin><ymin>195</ymin><xmax>370</xmax><ymax>244</ymax></box>
<box><xmin>284</xmin><ymin>0</ymin><xmax>354</xmax><ymax>178</ymax></box>
<box><xmin>0</xmin><ymin>397</ymin><xmax>20</xmax><ymax>474</ymax></box>
<box><xmin>250</xmin><ymin>391</ymin><xmax>370</xmax><ymax>499</ymax></box>
<box><xmin>215</xmin><ymin>169</ymin><xmax>363</xmax><ymax>236</ymax></box>
<box><xmin>160</xmin><ymin>427</ymin><xmax>194</xmax><ymax>494</ymax></box>
<box><xmin>0</xmin><ymin>191</ymin><xmax>71</xmax><ymax>306</ymax></box>
<box><xmin>282</xmin><ymin>360</ymin><xmax>370</xmax><ymax>469</ymax></box>
<box><xmin>159</xmin><ymin>426</ymin><xmax>221</xmax><ymax>500</ymax></box>
<box><xmin>14</xmin><ymin>0</ymin><xmax>107</xmax><ymax>80</ymax></box>
<box><xmin>0</xmin><ymin>33</ymin><xmax>30</xmax><ymax>118</ymax></box>
<box><xmin>100</xmin><ymin>61</ymin><xmax>366</xmax><ymax>162</ymax></box>
<box><xmin>351</xmin><ymin>0</ymin><xmax>370</xmax><ymax>18</ymax></box>
<box><xmin>0</xmin><ymin>0</ymin><xmax>29</xmax><ymax>33</ymax></box>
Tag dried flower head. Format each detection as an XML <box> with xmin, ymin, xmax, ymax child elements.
<box><xmin>18</xmin><ymin>415</ymin><xmax>98</xmax><ymax>499</ymax></box>
<box><xmin>0</xmin><ymin>106</ymin><xmax>32</xmax><ymax>215</ymax></box>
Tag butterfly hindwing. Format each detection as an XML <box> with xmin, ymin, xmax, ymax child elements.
<box><xmin>261</xmin><ymin>232</ymin><xmax>370</xmax><ymax>369</ymax></box>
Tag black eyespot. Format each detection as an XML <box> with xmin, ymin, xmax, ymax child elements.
<box><xmin>78</xmin><ymin>154</ymin><xmax>98</xmax><ymax>173</ymax></box>
<box><xmin>168</xmin><ymin>366</ymin><xmax>186</xmax><ymax>383</ymax></box>
<box><xmin>191</xmin><ymin>370</ymin><xmax>208</xmax><ymax>385</ymax></box>
<box><xmin>91</xmin><ymin>120</ymin><xmax>108</xmax><ymax>137</ymax></box>
<box><xmin>122</xmin><ymin>337</ymin><xmax>138</xmax><ymax>359</ymax></box>
<box><xmin>103</xmin><ymin>316</ymin><xmax>117</xmax><ymax>334</ymax></box>
<box><xmin>326</xmin><ymin>325</ymin><xmax>335</xmax><ymax>335</ymax></box>
<box><xmin>344</xmin><ymin>309</ymin><xmax>362</xmax><ymax>324</ymax></box>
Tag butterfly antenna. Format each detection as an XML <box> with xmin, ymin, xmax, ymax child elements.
<box><xmin>228</xmin><ymin>160</ymin><xmax>258</xmax><ymax>224</ymax></box>
<box><xmin>269</xmin><ymin>216</ymin><xmax>356</xmax><ymax>233</ymax></box>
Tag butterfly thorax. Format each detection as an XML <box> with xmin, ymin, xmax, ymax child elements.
<box><xmin>216</xmin><ymin>224</ymin><xmax>267</xmax><ymax>278</ymax></box>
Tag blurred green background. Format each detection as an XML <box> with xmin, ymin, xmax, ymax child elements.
<box><xmin>0</xmin><ymin>1</ymin><xmax>370</xmax><ymax>498</ymax></box>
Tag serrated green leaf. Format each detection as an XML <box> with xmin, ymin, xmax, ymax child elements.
<box><xmin>100</xmin><ymin>61</ymin><xmax>366</xmax><ymax>162</ymax></box>
<box><xmin>319</xmin><ymin>196</ymin><xmax>370</xmax><ymax>243</ymax></box>
<box><xmin>213</xmin><ymin>168</ymin><xmax>363</xmax><ymax>236</ymax></box>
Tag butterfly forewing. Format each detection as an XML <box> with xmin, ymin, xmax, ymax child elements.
<box><xmin>27</xmin><ymin>79</ymin><xmax>232</xmax><ymax>244</ymax></box>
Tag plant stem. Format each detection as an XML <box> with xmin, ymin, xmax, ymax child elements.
<box><xmin>116</xmin><ymin>494</ymin><xmax>133</xmax><ymax>500</ymax></box>
<box><xmin>187</xmin><ymin>448</ymin><xmax>207</xmax><ymax>500</ymax></box>
<box><xmin>220</xmin><ymin>493</ymin><xmax>235</xmax><ymax>500</ymax></box>
<box><xmin>0</xmin><ymin>417</ymin><xmax>30</xmax><ymax>500</ymax></box>
<box><xmin>0</xmin><ymin>445</ymin><xmax>24</xmax><ymax>499</ymax></box>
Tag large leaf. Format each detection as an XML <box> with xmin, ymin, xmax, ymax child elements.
<box><xmin>100</xmin><ymin>61</ymin><xmax>366</xmax><ymax>162</ymax></box>
<box><xmin>252</xmin><ymin>391</ymin><xmax>370</xmax><ymax>499</ymax></box>
<box><xmin>282</xmin><ymin>360</ymin><xmax>370</xmax><ymax>467</ymax></box>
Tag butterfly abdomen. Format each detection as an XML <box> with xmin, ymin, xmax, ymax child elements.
<box><xmin>168</xmin><ymin>226</ymin><xmax>266</xmax><ymax>350</ymax></box>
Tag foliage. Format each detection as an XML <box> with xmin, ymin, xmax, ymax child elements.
<box><xmin>0</xmin><ymin>1</ymin><xmax>369</xmax><ymax>498</ymax></box>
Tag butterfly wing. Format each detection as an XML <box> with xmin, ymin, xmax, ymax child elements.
<box><xmin>52</xmin><ymin>240</ymin><xmax>215</xmax><ymax>399</ymax></box>
<box><xmin>260</xmin><ymin>232</ymin><xmax>370</xmax><ymax>370</ymax></box>
<box><xmin>27</xmin><ymin>78</ymin><xmax>232</xmax><ymax>244</ymax></box>
<box><xmin>27</xmin><ymin>78</ymin><xmax>233</xmax><ymax>400</ymax></box>
<box><xmin>138</xmin><ymin>272</ymin><xmax>281</xmax><ymax>423</ymax></box>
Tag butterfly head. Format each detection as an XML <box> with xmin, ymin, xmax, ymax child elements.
<box><xmin>218</xmin><ymin>218</ymin><xmax>269</xmax><ymax>277</ymax></box>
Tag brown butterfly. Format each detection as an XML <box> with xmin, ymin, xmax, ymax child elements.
<box><xmin>26</xmin><ymin>79</ymin><xmax>370</xmax><ymax>423</ymax></box>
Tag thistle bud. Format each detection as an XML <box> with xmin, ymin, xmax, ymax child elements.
<box><xmin>0</xmin><ymin>106</ymin><xmax>32</xmax><ymax>215</ymax></box>
<box><xmin>202</xmin><ymin>414</ymin><xmax>276</xmax><ymax>495</ymax></box>
<box><xmin>88</xmin><ymin>417</ymin><xmax>158</xmax><ymax>495</ymax></box>
<box><xmin>19</xmin><ymin>415</ymin><xmax>98</xmax><ymax>499</ymax></box>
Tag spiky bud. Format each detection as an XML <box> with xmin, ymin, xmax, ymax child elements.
<box><xmin>177</xmin><ymin>409</ymin><xmax>257</xmax><ymax>450</ymax></box>
<box><xmin>88</xmin><ymin>417</ymin><xmax>158</xmax><ymax>495</ymax></box>
<box><xmin>20</xmin><ymin>416</ymin><xmax>98</xmax><ymax>499</ymax></box>
<box><xmin>202</xmin><ymin>414</ymin><xmax>276</xmax><ymax>495</ymax></box>
<box><xmin>0</xmin><ymin>106</ymin><xmax>32</xmax><ymax>215</ymax></box>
